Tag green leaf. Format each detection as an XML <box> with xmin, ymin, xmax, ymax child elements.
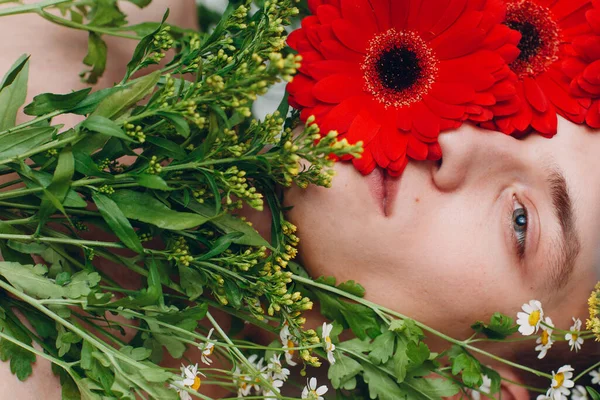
<box><xmin>138</xmin><ymin>367</ymin><xmax>172</xmax><ymax>383</ymax></box>
<box><xmin>0</xmin><ymin>339</ymin><xmax>35</xmax><ymax>381</ymax></box>
<box><xmin>404</xmin><ymin>377</ymin><xmax>460</xmax><ymax>400</ymax></box>
<box><xmin>337</xmin><ymin>280</ymin><xmax>366</xmax><ymax>297</ymax></box>
<box><xmin>328</xmin><ymin>353</ymin><xmax>362</xmax><ymax>389</ymax></box>
<box><xmin>81</xmin><ymin>32</ymin><xmax>107</xmax><ymax>84</ymax></box>
<box><xmin>587</xmin><ymin>387</ymin><xmax>600</xmax><ymax>400</ymax></box>
<box><xmin>81</xmin><ymin>115</ymin><xmax>133</xmax><ymax>142</ymax></box>
<box><xmin>340</xmin><ymin>338</ymin><xmax>371</xmax><ymax>354</ymax></box>
<box><xmin>158</xmin><ymin>111</ymin><xmax>190</xmax><ymax>138</ymax></box>
<box><xmin>125</xmin><ymin>0</ymin><xmax>152</xmax><ymax>7</ymax></box>
<box><xmin>111</xmin><ymin>190</ymin><xmax>209</xmax><ymax>230</ymax></box>
<box><xmin>449</xmin><ymin>346</ymin><xmax>482</xmax><ymax>388</ymax></box>
<box><xmin>390</xmin><ymin>338</ymin><xmax>408</xmax><ymax>383</ymax></box>
<box><xmin>92</xmin><ymin>192</ymin><xmax>144</xmax><ymax>253</ymax></box>
<box><xmin>145</xmin><ymin>136</ymin><xmax>187</xmax><ymax>160</ymax></box>
<box><xmin>210</xmin><ymin>212</ymin><xmax>270</xmax><ymax>247</ymax></box>
<box><xmin>369</xmin><ymin>330</ymin><xmax>395</xmax><ymax>365</ymax></box>
<box><xmin>0</xmin><ymin>262</ymin><xmax>65</xmax><ymax>299</ymax></box>
<box><xmin>124</xmin><ymin>10</ymin><xmax>168</xmax><ymax>81</ymax></box>
<box><xmin>23</xmin><ymin>88</ymin><xmax>91</xmax><ymax>116</ymax></box>
<box><xmin>20</xmin><ymin>170</ymin><xmax>87</xmax><ymax>208</ymax></box>
<box><xmin>37</xmin><ymin>145</ymin><xmax>75</xmax><ymax>229</ymax></box>
<box><xmin>406</xmin><ymin>341</ymin><xmax>430</xmax><ymax>366</ymax></box>
<box><xmin>0</xmin><ymin>126</ymin><xmax>55</xmax><ymax>162</ymax></box>
<box><xmin>154</xmin><ymin>334</ymin><xmax>186</xmax><ymax>359</ymax></box>
<box><xmin>224</xmin><ymin>279</ymin><xmax>243</xmax><ymax>309</ymax></box>
<box><xmin>471</xmin><ymin>312</ymin><xmax>518</xmax><ymax>340</ymax></box>
<box><xmin>135</xmin><ymin>174</ymin><xmax>171</xmax><ymax>190</ymax></box>
<box><xmin>70</xmin><ymin>87</ymin><xmax>119</xmax><ymax>115</ymax></box>
<box><xmin>196</xmin><ymin>232</ymin><xmax>243</xmax><ymax>260</ymax></box>
<box><xmin>91</xmin><ymin>71</ymin><xmax>160</xmax><ymax>119</ymax></box>
<box><xmin>0</xmin><ymin>55</ymin><xmax>29</xmax><ymax>130</ymax></box>
<box><xmin>362</xmin><ymin>362</ymin><xmax>408</xmax><ymax>400</ymax></box>
<box><xmin>178</xmin><ymin>265</ymin><xmax>205</xmax><ymax>301</ymax></box>
<box><xmin>64</xmin><ymin>271</ymin><xmax>101</xmax><ymax>299</ymax></box>
<box><xmin>88</xmin><ymin>0</ymin><xmax>127</xmax><ymax>27</ymax></box>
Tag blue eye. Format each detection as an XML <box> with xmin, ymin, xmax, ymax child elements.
<box><xmin>512</xmin><ymin>198</ymin><xmax>528</xmax><ymax>259</ymax></box>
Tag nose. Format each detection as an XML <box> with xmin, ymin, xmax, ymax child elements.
<box><xmin>432</xmin><ymin>124</ymin><xmax>527</xmax><ymax>191</ymax></box>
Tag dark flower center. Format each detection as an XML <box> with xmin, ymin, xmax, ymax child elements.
<box><xmin>505</xmin><ymin>0</ymin><xmax>560</xmax><ymax>78</ymax></box>
<box><xmin>376</xmin><ymin>47</ymin><xmax>422</xmax><ymax>91</ymax></box>
<box><xmin>362</xmin><ymin>29</ymin><xmax>438</xmax><ymax>108</ymax></box>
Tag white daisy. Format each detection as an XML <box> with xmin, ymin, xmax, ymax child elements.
<box><xmin>565</xmin><ymin>318</ymin><xmax>584</xmax><ymax>352</ymax></box>
<box><xmin>536</xmin><ymin>396</ymin><xmax>551</xmax><ymax>400</ymax></box>
<box><xmin>170</xmin><ymin>363</ymin><xmax>205</xmax><ymax>400</ymax></box>
<box><xmin>263</xmin><ymin>378</ymin><xmax>284</xmax><ymax>400</ymax></box>
<box><xmin>302</xmin><ymin>377</ymin><xmax>328</xmax><ymax>400</ymax></box>
<box><xmin>267</xmin><ymin>354</ymin><xmax>290</xmax><ymax>382</ymax></box>
<box><xmin>199</xmin><ymin>328</ymin><xmax>216</xmax><ymax>365</ymax></box>
<box><xmin>572</xmin><ymin>385</ymin><xmax>588</xmax><ymax>400</ymax></box>
<box><xmin>517</xmin><ymin>300</ymin><xmax>544</xmax><ymax>336</ymax></box>
<box><xmin>470</xmin><ymin>374</ymin><xmax>492</xmax><ymax>400</ymax></box>
<box><xmin>546</xmin><ymin>365</ymin><xmax>575</xmax><ymax>400</ymax></box>
<box><xmin>279</xmin><ymin>324</ymin><xmax>298</xmax><ymax>366</ymax></box>
<box><xmin>535</xmin><ymin>317</ymin><xmax>555</xmax><ymax>359</ymax></box>
<box><xmin>590</xmin><ymin>368</ymin><xmax>600</xmax><ymax>385</ymax></box>
<box><xmin>233</xmin><ymin>366</ymin><xmax>252</xmax><ymax>398</ymax></box>
<box><xmin>321</xmin><ymin>322</ymin><xmax>336</xmax><ymax>365</ymax></box>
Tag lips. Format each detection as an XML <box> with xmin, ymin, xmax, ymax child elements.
<box><xmin>366</xmin><ymin>167</ymin><xmax>401</xmax><ymax>216</ymax></box>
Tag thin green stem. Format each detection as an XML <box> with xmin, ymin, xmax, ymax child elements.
<box><xmin>293</xmin><ymin>274</ymin><xmax>553</xmax><ymax>380</ymax></box>
<box><xmin>0</xmin><ymin>233</ymin><xmax>125</xmax><ymax>248</ymax></box>
<box><xmin>574</xmin><ymin>359</ymin><xmax>600</xmax><ymax>382</ymax></box>
<box><xmin>0</xmin><ymin>0</ymin><xmax>69</xmax><ymax>17</ymax></box>
<box><xmin>38</xmin><ymin>9</ymin><xmax>140</xmax><ymax>39</ymax></box>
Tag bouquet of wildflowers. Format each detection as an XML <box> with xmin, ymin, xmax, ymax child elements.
<box><xmin>0</xmin><ymin>1</ymin><xmax>598</xmax><ymax>400</ymax></box>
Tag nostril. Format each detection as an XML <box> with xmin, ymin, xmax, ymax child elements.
<box><xmin>436</xmin><ymin>158</ymin><xmax>443</xmax><ymax>169</ymax></box>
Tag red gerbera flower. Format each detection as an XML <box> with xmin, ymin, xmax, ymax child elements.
<box><xmin>286</xmin><ymin>0</ymin><xmax>520</xmax><ymax>176</ymax></box>
<box><xmin>484</xmin><ymin>0</ymin><xmax>594</xmax><ymax>137</ymax></box>
<box><xmin>564</xmin><ymin>0</ymin><xmax>600</xmax><ymax>128</ymax></box>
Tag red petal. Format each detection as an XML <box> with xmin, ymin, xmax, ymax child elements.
<box><xmin>381</xmin><ymin>123</ymin><xmax>409</xmax><ymax>161</ymax></box>
<box><xmin>320</xmin><ymin>40</ymin><xmax>364</xmax><ymax>62</ymax></box>
<box><xmin>371</xmin><ymin>133</ymin><xmax>390</xmax><ymax>168</ymax></box>
<box><xmin>430</xmin><ymin>82</ymin><xmax>476</xmax><ymax>104</ymax></box>
<box><xmin>562</xmin><ymin>57</ymin><xmax>587</xmax><ymax>79</ymax></box>
<box><xmin>407</xmin><ymin>135</ymin><xmax>429</xmax><ymax>160</ymax></box>
<box><xmin>352</xmin><ymin>144</ymin><xmax>376</xmax><ymax>175</ymax></box>
<box><xmin>427</xmin><ymin>142</ymin><xmax>443</xmax><ymax>160</ymax></box>
<box><xmin>308</xmin><ymin>60</ymin><xmax>360</xmax><ymax>80</ymax></box>
<box><xmin>313</xmin><ymin>73</ymin><xmax>364</xmax><ymax>103</ymax></box>
<box><xmin>583</xmin><ymin>60</ymin><xmax>600</xmax><ymax>85</ymax></box>
<box><xmin>316</xmin><ymin>4</ymin><xmax>341</xmax><ymax>24</ymax></box>
<box><xmin>523</xmin><ymin>77</ymin><xmax>549</xmax><ymax>113</ymax></box>
<box><xmin>411</xmin><ymin>102</ymin><xmax>441</xmax><ymax>140</ymax></box>
<box><xmin>586</xmin><ymin>101</ymin><xmax>600</xmax><ymax>127</ymax></box>
<box><xmin>332</xmin><ymin>19</ymin><xmax>370</xmax><ymax>53</ymax></box>
<box><xmin>340</xmin><ymin>0</ymin><xmax>378</xmax><ymax>36</ymax></box>
<box><xmin>424</xmin><ymin>95</ymin><xmax>467</xmax><ymax>119</ymax></box>
<box><xmin>319</xmin><ymin>95</ymin><xmax>367</xmax><ymax>134</ymax></box>
<box><xmin>530</xmin><ymin>108</ymin><xmax>558</xmax><ymax>137</ymax></box>
<box><xmin>344</xmin><ymin>108</ymin><xmax>381</xmax><ymax>146</ymax></box>
<box><xmin>368</xmin><ymin>0</ymin><xmax>391</xmax><ymax>31</ymax></box>
<box><xmin>387</xmin><ymin>156</ymin><xmax>409</xmax><ymax>176</ymax></box>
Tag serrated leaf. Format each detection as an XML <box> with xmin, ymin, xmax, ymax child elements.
<box><xmin>0</xmin><ymin>54</ymin><xmax>29</xmax><ymax>130</ymax></box>
<box><xmin>92</xmin><ymin>192</ymin><xmax>144</xmax><ymax>253</ymax></box>
<box><xmin>407</xmin><ymin>341</ymin><xmax>430</xmax><ymax>366</ymax></box>
<box><xmin>362</xmin><ymin>362</ymin><xmax>407</xmax><ymax>400</ymax></box>
<box><xmin>81</xmin><ymin>32</ymin><xmax>107</xmax><ymax>84</ymax></box>
<box><xmin>336</xmin><ymin>280</ymin><xmax>366</xmax><ymax>297</ymax></box>
<box><xmin>138</xmin><ymin>367</ymin><xmax>172</xmax><ymax>383</ymax></box>
<box><xmin>63</xmin><ymin>271</ymin><xmax>101</xmax><ymax>299</ymax></box>
<box><xmin>0</xmin><ymin>262</ymin><xmax>65</xmax><ymax>299</ymax></box>
<box><xmin>369</xmin><ymin>330</ymin><xmax>395</xmax><ymax>365</ymax></box>
<box><xmin>449</xmin><ymin>347</ymin><xmax>482</xmax><ymax>388</ymax></box>
<box><xmin>404</xmin><ymin>377</ymin><xmax>460</xmax><ymax>400</ymax></box>
<box><xmin>23</xmin><ymin>88</ymin><xmax>91</xmax><ymax>116</ymax></box>
<box><xmin>178</xmin><ymin>265</ymin><xmax>205</xmax><ymax>301</ymax></box>
<box><xmin>328</xmin><ymin>353</ymin><xmax>362</xmax><ymax>389</ymax></box>
<box><xmin>0</xmin><ymin>339</ymin><xmax>35</xmax><ymax>381</ymax></box>
<box><xmin>471</xmin><ymin>312</ymin><xmax>518</xmax><ymax>340</ymax></box>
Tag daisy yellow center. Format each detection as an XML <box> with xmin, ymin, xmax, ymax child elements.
<box><xmin>505</xmin><ymin>0</ymin><xmax>560</xmax><ymax>78</ymax></box>
<box><xmin>362</xmin><ymin>29</ymin><xmax>438</xmax><ymax>108</ymax></box>
<box><xmin>192</xmin><ymin>376</ymin><xmax>202</xmax><ymax>391</ymax></box>
<box><xmin>528</xmin><ymin>310</ymin><xmax>541</xmax><ymax>326</ymax></box>
<box><xmin>287</xmin><ymin>339</ymin><xmax>295</xmax><ymax>355</ymax></box>
<box><xmin>571</xmin><ymin>333</ymin><xmax>578</xmax><ymax>341</ymax></box>
<box><xmin>325</xmin><ymin>336</ymin><xmax>333</xmax><ymax>351</ymax></box>
<box><xmin>207</xmin><ymin>346</ymin><xmax>214</xmax><ymax>355</ymax></box>
<box><xmin>541</xmin><ymin>329</ymin><xmax>550</xmax><ymax>346</ymax></box>
<box><xmin>553</xmin><ymin>373</ymin><xmax>565</xmax><ymax>388</ymax></box>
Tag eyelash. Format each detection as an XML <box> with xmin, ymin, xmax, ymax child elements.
<box><xmin>512</xmin><ymin>195</ymin><xmax>528</xmax><ymax>260</ymax></box>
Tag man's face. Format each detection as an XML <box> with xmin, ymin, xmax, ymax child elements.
<box><xmin>284</xmin><ymin>116</ymin><xmax>600</xmax><ymax>339</ymax></box>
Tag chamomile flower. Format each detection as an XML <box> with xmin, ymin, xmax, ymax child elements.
<box><xmin>565</xmin><ymin>318</ymin><xmax>584</xmax><ymax>352</ymax></box>
<box><xmin>470</xmin><ymin>374</ymin><xmax>492</xmax><ymax>400</ymax></box>
<box><xmin>301</xmin><ymin>377</ymin><xmax>328</xmax><ymax>400</ymax></box>
<box><xmin>199</xmin><ymin>328</ymin><xmax>216</xmax><ymax>365</ymax></box>
<box><xmin>572</xmin><ymin>385</ymin><xmax>588</xmax><ymax>400</ymax></box>
<box><xmin>279</xmin><ymin>324</ymin><xmax>298</xmax><ymax>366</ymax></box>
<box><xmin>233</xmin><ymin>366</ymin><xmax>252</xmax><ymax>398</ymax></box>
<box><xmin>321</xmin><ymin>322</ymin><xmax>336</xmax><ymax>365</ymax></box>
<box><xmin>170</xmin><ymin>363</ymin><xmax>205</xmax><ymax>400</ymax></box>
<box><xmin>535</xmin><ymin>317</ymin><xmax>555</xmax><ymax>359</ymax></box>
<box><xmin>517</xmin><ymin>300</ymin><xmax>544</xmax><ymax>336</ymax></box>
<box><xmin>546</xmin><ymin>365</ymin><xmax>575</xmax><ymax>400</ymax></box>
<box><xmin>590</xmin><ymin>368</ymin><xmax>600</xmax><ymax>384</ymax></box>
<box><xmin>263</xmin><ymin>378</ymin><xmax>284</xmax><ymax>400</ymax></box>
<box><xmin>267</xmin><ymin>354</ymin><xmax>290</xmax><ymax>382</ymax></box>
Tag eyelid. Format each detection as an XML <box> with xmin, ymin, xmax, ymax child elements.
<box><xmin>512</xmin><ymin>195</ymin><xmax>527</xmax><ymax>260</ymax></box>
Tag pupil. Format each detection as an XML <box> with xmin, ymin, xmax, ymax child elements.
<box><xmin>505</xmin><ymin>20</ymin><xmax>542</xmax><ymax>62</ymax></box>
<box><xmin>376</xmin><ymin>47</ymin><xmax>421</xmax><ymax>91</ymax></box>
<box><xmin>516</xmin><ymin>214</ymin><xmax>527</xmax><ymax>227</ymax></box>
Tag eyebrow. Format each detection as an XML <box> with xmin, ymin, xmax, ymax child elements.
<box><xmin>544</xmin><ymin>165</ymin><xmax>581</xmax><ymax>290</ymax></box>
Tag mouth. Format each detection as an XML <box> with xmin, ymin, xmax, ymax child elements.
<box><xmin>366</xmin><ymin>167</ymin><xmax>402</xmax><ymax>217</ymax></box>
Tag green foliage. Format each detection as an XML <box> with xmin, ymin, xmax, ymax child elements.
<box><xmin>471</xmin><ymin>312</ymin><xmax>518</xmax><ymax>340</ymax></box>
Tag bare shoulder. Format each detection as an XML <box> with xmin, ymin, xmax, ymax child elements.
<box><xmin>0</xmin><ymin>354</ymin><xmax>62</xmax><ymax>399</ymax></box>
